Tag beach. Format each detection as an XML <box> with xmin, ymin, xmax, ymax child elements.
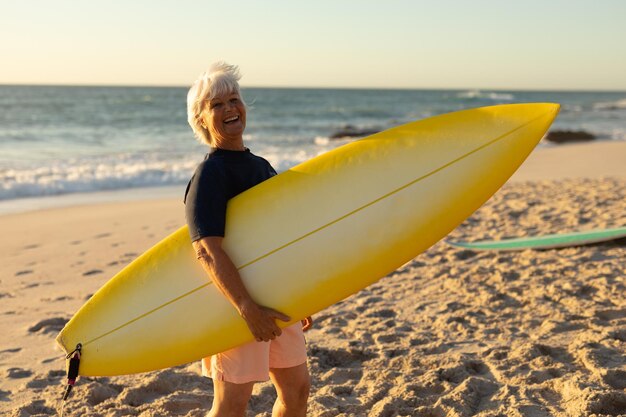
<box><xmin>1</xmin><ymin>141</ymin><xmax>625</xmax><ymax>417</ymax></box>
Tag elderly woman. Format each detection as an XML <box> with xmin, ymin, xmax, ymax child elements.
<box><xmin>184</xmin><ymin>62</ymin><xmax>311</xmax><ymax>417</ymax></box>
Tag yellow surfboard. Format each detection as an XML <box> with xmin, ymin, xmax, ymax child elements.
<box><xmin>56</xmin><ymin>103</ymin><xmax>559</xmax><ymax>376</ymax></box>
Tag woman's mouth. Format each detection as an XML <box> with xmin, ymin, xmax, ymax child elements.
<box><xmin>224</xmin><ymin>116</ymin><xmax>240</xmax><ymax>124</ymax></box>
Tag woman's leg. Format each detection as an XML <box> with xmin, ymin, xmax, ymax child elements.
<box><xmin>207</xmin><ymin>379</ymin><xmax>255</xmax><ymax>417</ymax></box>
<box><xmin>269</xmin><ymin>363</ymin><xmax>310</xmax><ymax>417</ymax></box>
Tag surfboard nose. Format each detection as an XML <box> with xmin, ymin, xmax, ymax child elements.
<box><xmin>478</xmin><ymin>102</ymin><xmax>560</xmax><ymax>125</ymax></box>
<box><xmin>528</xmin><ymin>102</ymin><xmax>560</xmax><ymax>121</ymax></box>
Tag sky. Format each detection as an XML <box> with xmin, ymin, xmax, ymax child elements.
<box><xmin>1</xmin><ymin>0</ymin><xmax>625</xmax><ymax>91</ymax></box>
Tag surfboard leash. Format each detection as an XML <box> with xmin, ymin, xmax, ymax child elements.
<box><xmin>58</xmin><ymin>343</ymin><xmax>82</xmax><ymax>417</ymax></box>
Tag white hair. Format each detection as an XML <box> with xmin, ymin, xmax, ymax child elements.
<box><xmin>186</xmin><ymin>62</ymin><xmax>245</xmax><ymax>146</ymax></box>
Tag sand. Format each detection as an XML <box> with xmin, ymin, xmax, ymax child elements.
<box><xmin>1</xmin><ymin>141</ymin><xmax>625</xmax><ymax>417</ymax></box>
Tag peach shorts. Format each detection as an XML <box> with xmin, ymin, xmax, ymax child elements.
<box><xmin>201</xmin><ymin>323</ymin><xmax>307</xmax><ymax>384</ymax></box>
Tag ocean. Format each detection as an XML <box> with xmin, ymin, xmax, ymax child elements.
<box><xmin>1</xmin><ymin>85</ymin><xmax>625</xmax><ymax>207</ymax></box>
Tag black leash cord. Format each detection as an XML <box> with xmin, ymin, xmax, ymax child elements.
<box><xmin>59</xmin><ymin>343</ymin><xmax>82</xmax><ymax>416</ymax></box>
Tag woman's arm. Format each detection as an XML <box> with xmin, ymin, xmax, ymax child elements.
<box><xmin>193</xmin><ymin>236</ymin><xmax>290</xmax><ymax>342</ymax></box>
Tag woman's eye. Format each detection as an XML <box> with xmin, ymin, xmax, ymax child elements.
<box><xmin>211</xmin><ymin>102</ymin><xmax>223</xmax><ymax>109</ymax></box>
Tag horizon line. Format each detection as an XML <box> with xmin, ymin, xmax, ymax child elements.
<box><xmin>1</xmin><ymin>82</ymin><xmax>625</xmax><ymax>94</ymax></box>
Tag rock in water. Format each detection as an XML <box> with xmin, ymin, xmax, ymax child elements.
<box><xmin>545</xmin><ymin>130</ymin><xmax>596</xmax><ymax>144</ymax></box>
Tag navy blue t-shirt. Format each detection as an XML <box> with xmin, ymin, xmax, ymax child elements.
<box><xmin>184</xmin><ymin>148</ymin><xmax>277</xmax><ymax>242</ymax></box>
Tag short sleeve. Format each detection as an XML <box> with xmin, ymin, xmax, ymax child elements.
<box><xmin>184</xmin><ymin>163</ymin><xmax>228</xmax><ymax>241</ymax></box>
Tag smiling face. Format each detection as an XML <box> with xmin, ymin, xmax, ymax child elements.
<box><xmin>202</xmin><ymin>91</ymin><xmax>247</xmax><ymax>149</ymax></box>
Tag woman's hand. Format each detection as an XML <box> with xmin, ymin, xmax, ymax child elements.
<box><xmin>301</xmin><ymin>316</ymin><xmax>313</xmax><ymax>332</ymax></box>
<box><xmin>193</xmin><ymin>237</ymin><xmax>291</xmax><ymax>342</ymax></box>
<box><xmin>239</xmin><ymin>300</ymin><xmax>291</xmax><ymax>342</ymax></box>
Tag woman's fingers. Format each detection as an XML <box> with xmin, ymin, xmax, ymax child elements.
<box><xmin>263</xmin><ymin>306</ymin><xmax>291</xmax><ymax>322</ymax></box>
<box><xmin>246</xmin><ymin>306</ymin><xmax>291</xmax><ymax>342</ymax></box>
<box><xmin>301</xmin><ymin>316</ymin><xmax>313</xmax><ymax>332</ymax></box>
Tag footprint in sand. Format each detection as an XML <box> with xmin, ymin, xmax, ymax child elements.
<box><xmin>375</xmin><ymin>333</ymin><xmax>400</xmax><ymax>344</ymax></box>
<box><xmin>331</xmin><ymin>385</ymin><xmax>354</xmax><ymax>396</ymax></box>
<box><xmin>595</xmin><ymin>308</ymin><xmax>626</xmax><ymax>322</ymax></box>
<box><xmin>482</xmin><ymin>346</ymin><xmax>510</xmax><ymax>361</ymax></box>
<box><xmin>527</xmin><ymin>367</ymin><xmax>563</xmax><ymax>384</ymax></box>
<box><xmin>83</xmin><ymin>269</ymin><xmax>104</xmax><ymax>276</ymax></box>
<box><xmin>0</xmin><ymin>347</ymin><xmax>21</xmax><ymax>354</ymax></box>
<box><xmin>310</xmin><ymin>346</ymin><xmax>377</xmax><ymax>371</ymax></box>
<box><xmin>48</xmin><ymin>369</ymin><xmax>65</xmax><ymax>378</ymax></box>
<box><xmin>437</xmin><ymin>359</ymin><xmax>491</xmax><ymax>384</ymax></box>
<box><xmin>454</xmin><ymin>249</ymin><xmax>478</xmax><ymax>261</ymax></box>
<box><xmin>28</xmin><ymin>317</ymin><xmax>69</xmax><ymax>334</ymax></box>
<box><xmin>365</xmin><ymin>309</ymin><xmax>396</xmax><ymax>319</ymax></box>
<box><xmin>586</xmin><ymin>391</ymin><xmax>626</xmax><ymax>416</ymax></box>
<box><xmin>527</xmin><ymin>343</ymin><xmax>574</xmax><ymax>364</ymax></box>
<box><xmin>41</xmin><ymin>295</ymin><xmax>72</xmax><ymax>302</ymax></box>
<box><xmin>94</xmin><ymin>233</ymin><xmax>112</xmax><ymax>239</ymax></box>
<box><xmin>603</xmin><ymin>369</ymin><xmax>626</xmax><ymax>390</ymax></box>
<box><xmin>409</xmin><ymin>337</ymin><xmax>430</xmax><ymax>347</ymax></box>
<box><xmin>13</xmin><ymin>400</ymin><xmax>55</xmax><ymax>416</ymax></box>
<box><xmin>26</xmin><ymin>375</ymin><xmax>62</xmax><ymax>389</ymax></box>
<box><xmin>160</xmin><ymin>393</ymin><xmax>211</xmax><ymax>415</ymax></box>
<box><xmin>575</xmin><ymin>342</ymin><xmax>625</xmax><ymax>384</ymax></box>
<box><xmin>15</xmin><ymin>269</ymin><xmax>34</xmax><ymax>276</ymax></box>
<box><xmin>22</xmin><ymin>244</ymin><xmax>39</xmax><ymax>250</ymax></box>
<box><xmin>434</xmin><ymin>376</ymin><xmax>499</xmax><ymax>416</ymax></box>
<box><xmin>7</xmin><ymin>367</ymin><xmax>33</xmax><ymax>378</ymax></box>
<box><xmin>323</xmin><ymin>367</ymin><xmax>363</xmax><ymax>385</ymax></box>
<box><xmin>25</xmin><ymin>369</ymin><xmax>66</xmax><ymax>389</ymax></box>
<box><xmin>607</xmin><ymin>328</ymin><xmax>626</xmax><ymax>342</ymax></box>
<box><xmin>355</xmin><ymin>296</ymin><xmax>384</xmax><ymax>313</ymax></box>
<box><xmin>118</xmin><ymin>370</ymin><xmax>192</xmax><ymax>407</ymax></box>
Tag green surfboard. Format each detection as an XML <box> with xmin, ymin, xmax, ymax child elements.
<box><xmin>447</xmin><ymin>226</ymin><xmax>626</xmax><ymax>251</ymax></box>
